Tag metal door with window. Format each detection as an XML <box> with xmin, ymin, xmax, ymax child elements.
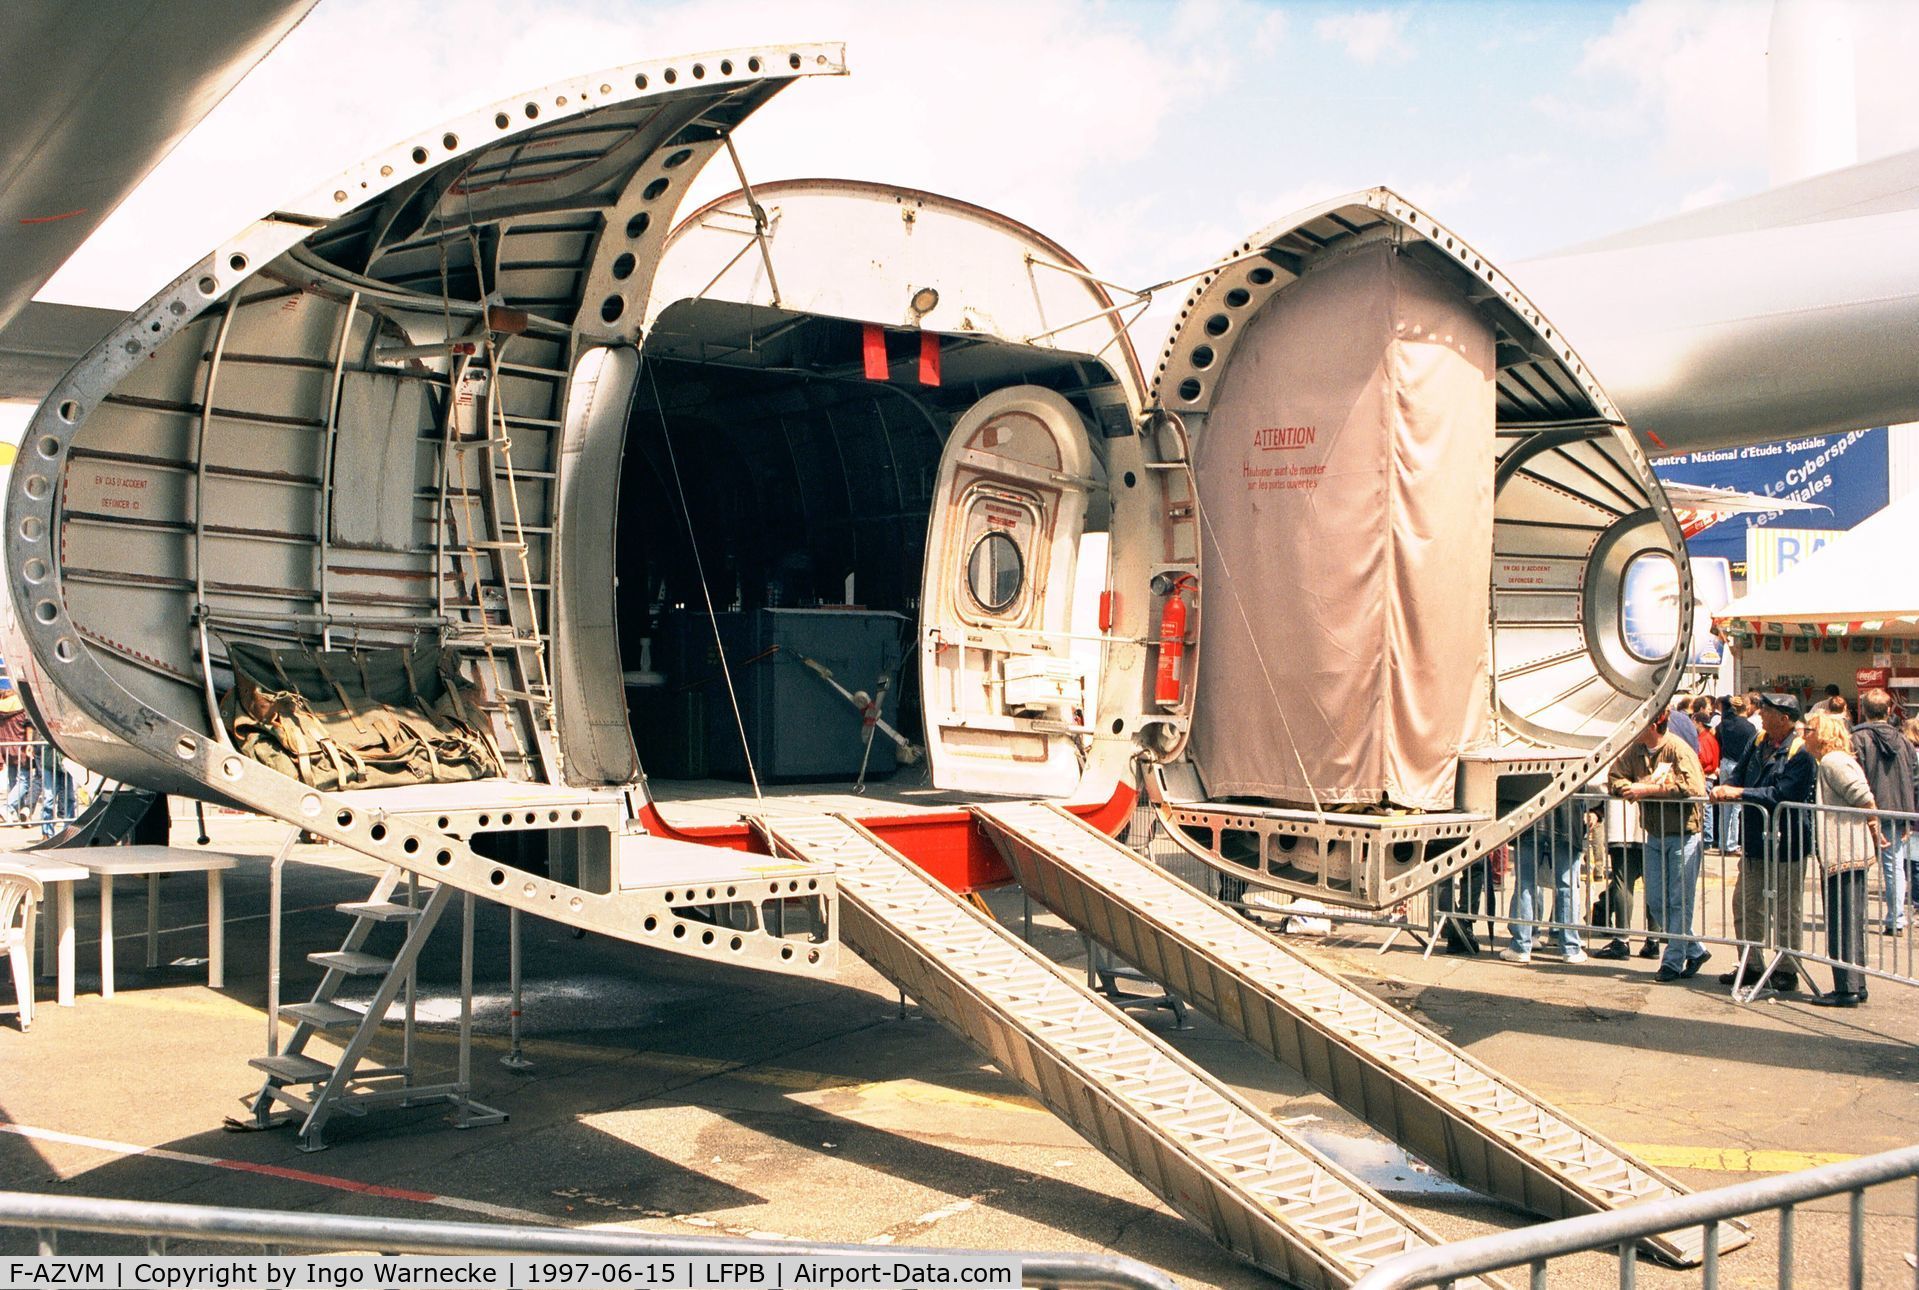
<box><xmin>919</xmin><ymin>386</ymin><xmax>1099</xmax><ymax>797</ymax></box>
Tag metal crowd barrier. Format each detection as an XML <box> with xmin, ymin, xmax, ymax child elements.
<box><xmin>0</xmin><ymin>1191</ymin><xmax>1179</xmax><ymax>1290</ymax></box>
<box><xmin>0</xmin><ymin>735</ymin><xmax>98</xmax><ymax>831</ymax></box>
<box><xmin>1127</xmin><ymin>790</ymin><xmax>1919</xmax><ymax>1001</ymax></box>
<box><xmin>1349</xmin><ymin>1142</ymin><xmax>1919</xmax><ymax>1289</ymax></box>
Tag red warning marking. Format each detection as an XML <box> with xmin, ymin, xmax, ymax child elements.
<box><xmin>0</xmin><ymin>1120</ymin><xmax>552</xmax><ymax>1223</ymax></box>
<box><xmin>862</xmin><ymin>323</ymin><xmax>889</xmax><ymax>381</ymax></box>
<box><xmin>18</xmin><ymin>208</ymin><xmax>87</xmax><ymax>225</ymax></box>
<box><xmin>918</xmin><ymin>332</ymin><xmax>941</xmax><ymax>386</ymax></box>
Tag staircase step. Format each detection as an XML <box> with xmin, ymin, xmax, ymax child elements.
<box><xmin>280</xmin><ymin>1001</ymin><xmax>366</xmax><ymax>1031</ymax></box>
<box><xmin>337</xmin><ymin>900</ymin><xmax>423</xmax><ymax>923</ymax></box>
<box><xmin>309</xmin><ymin>950</ymin><xmax>393</xmax><ymax>976</ymax></box>
<box><xmin>249</xmin><ymin>1053</ymin><xmax>334</xmax><ymax>1084</ymax></box>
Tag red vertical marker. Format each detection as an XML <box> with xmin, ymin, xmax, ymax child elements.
<box><xmin>862</xmin><ymin>323</ymin><xmax>889</xmax><ymax>381</ymax></box>
<box><xmin>918</xmin><ymin>332</ymin><xmax>941</xmax><ymax>386</ymax></box>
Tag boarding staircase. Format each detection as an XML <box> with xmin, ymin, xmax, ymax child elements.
<box><xmin>248</xmin><ymin>864</ymin><xmax>504</xmax><ymax>1150</ymax></box>
<box><xmin>757</xmin><ymin>812</ymin><xmax>1491</xmax><ymax>1290</ymax></box>
<box><xmin>242</xmin><ymin>814</ymin><xmax>840</xmax><ymax>1150</ymax></box>
<box><xmin>972</xmin><ymin>800</ymin><xmax>1749</xmax><ymax>1266</ymax></box>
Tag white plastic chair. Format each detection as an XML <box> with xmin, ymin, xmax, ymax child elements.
<box><xmin>0</xmin><ymin>861</ymin><xmax>42</xmax><ymax>1030</ymax></box>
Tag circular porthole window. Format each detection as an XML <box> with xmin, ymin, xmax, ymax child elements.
<box><xmin>1620</xmin><ymin>550</ymin><xmax>1683</xmax><ymax>662</ymax></box>
<box><xmin>966</xmin><ymin>531</ymin><xmax>1024</xmax><ymax>613</ymax></box>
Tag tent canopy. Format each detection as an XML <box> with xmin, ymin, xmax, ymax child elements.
<box><xmin>1718</xmin><ymin>490</ymin><xmax>1919</xmax><ymax>628</ymax></box>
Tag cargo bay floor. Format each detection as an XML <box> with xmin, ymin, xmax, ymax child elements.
<box><xmin>0</xmin><ymin>843</ymin><xmax>1914</xmax><ymax>1287</ymax></box>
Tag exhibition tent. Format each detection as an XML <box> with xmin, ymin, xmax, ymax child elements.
<box><xmin>1717</xmin><ymin>490</ymin><xmax>1919</xmax><ymax>632</ymax></box>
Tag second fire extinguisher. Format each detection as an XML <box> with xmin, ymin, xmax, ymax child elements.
<box><xmin>1153</xmin><ymin>572</ymin><xmax>1195</xmax><ymax>707</ymax></box>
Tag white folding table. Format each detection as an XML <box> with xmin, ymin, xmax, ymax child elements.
<box><xmin>58</xmin><ymin>846</ymin><xmax>246</xmax><ymax>997</ymax></box>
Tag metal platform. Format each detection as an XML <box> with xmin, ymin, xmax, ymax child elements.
<box><xmin>973</xmin><ymin>800</ymin><xmax>1750</xmax><ymax>1268</ymax></box>
<box><xmin>1157</xmin><ymin>799</ymin><xmax>1487</xmax><ymax>904</ymax></box>
<box><xmin>756</xmin><ymin>812</ymin><xmax>1493</xmax><ymax>1290</ymax></box>
<box><xmin>332</xmin><ymin>779</ymin><xmax>625</xmax><ymax>836</ymax></box>
<box><xmin>1455</xmin><ymin>745</ymin><xmax>1592</xmax><ymax>818</ymax></box>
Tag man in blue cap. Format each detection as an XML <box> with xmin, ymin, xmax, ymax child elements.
<box><xmin>1711</xmin><ymin>692</ymin><xmax>1816</xmax><ymax>992</ymax></box>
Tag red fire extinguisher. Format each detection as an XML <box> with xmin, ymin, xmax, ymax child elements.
<box><xmin>1154</xmin><ymin>573</ymin><xmax>1194</xmax><ymax>707</ymax></box>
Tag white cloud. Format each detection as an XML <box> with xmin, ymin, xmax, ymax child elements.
<box><xmin>1253</xmin><ymin>7</ymin><xmax>1291</xmax><ymax>54</ymax></box>
<box><xmin>1314</xmin><ymin>8</ymin><xmax>1412</xmax><ymax>66</ymax></box>
<box><xmin>40</xmin><ymin>0</ymin><xmax>1219</xmax><ymax>311</ymax></box>
<box><xmin>1571</xmin><ymin>0</ymin><xmax>1769</xmax><ymax>171</ymax></box>
<box><xmin>1167</xmin><ymin>0</ymin><xmax>1289</xmax><ymax>55</ymax></box>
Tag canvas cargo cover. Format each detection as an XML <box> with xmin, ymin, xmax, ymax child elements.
<box><xmin>1190</xmin><ymin>241</ymin><xmax>1494</xmax><ymax>810</ymax></box>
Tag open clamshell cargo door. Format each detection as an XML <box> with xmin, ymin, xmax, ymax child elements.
<box><xmin>918</xmin><ymin>387</ymin><xmax>1100</xmax><ymax>798</ymax></box>
<box><xmin>1144</xmin><ymin>191</ymin><xmax>1691</xmax><ymax>907</ymax></box>
<box><xmin>6</xmin><ymin>47</ymin><xmax>857</xmax><ymax>970</ymax></box>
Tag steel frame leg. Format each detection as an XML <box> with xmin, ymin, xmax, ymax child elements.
<box><xmin>453</xmin><ymin>891</ymin><xmax>506</xmax><ymax>1128</ymax></box>
<box><xmin>500</xmin><ymin>905</ymin><xmax>532</xmax><ymax>1071</ymax></box>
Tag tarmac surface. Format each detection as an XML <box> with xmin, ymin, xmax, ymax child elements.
<box><xmin>1</xmin><ymin>836</ymin><xmax>1915</xmax><ymax>1287</ymax></box>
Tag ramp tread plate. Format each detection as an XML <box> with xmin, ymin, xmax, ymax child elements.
<box><xmin>973</xmin><ymin>801</ymin><xmax>1750</xmax><ymax>1264</ymax></box>
<box><xmin>760</xmin><ymin>813</ymin><xmax>1480</xmax><ymax>1289</ymax></box>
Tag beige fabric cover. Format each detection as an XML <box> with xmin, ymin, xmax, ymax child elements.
<box><xmin>1190</xmin><ymin>242</ymin><xmax>1494</xmax><ymax>810</ymax></box>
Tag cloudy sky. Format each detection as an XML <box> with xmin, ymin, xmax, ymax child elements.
<box><xmin>21</xmin><ymin>0</ymin><xmax>1919</xmax><ymax>410</ymax></box>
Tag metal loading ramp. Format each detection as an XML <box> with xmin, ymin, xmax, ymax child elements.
<box><xmin>756</xmin><ymin>812</ymin><xmax>1496</xmax><ymax>1290</ymax></box>
<box><xmin>972</xmin><ymin>801</ymin><xmax>1751</xmax><ymax>1268</ymax></box>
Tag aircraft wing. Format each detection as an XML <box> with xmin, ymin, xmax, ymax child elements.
<box><xmin>0</xmin><ymin>0</ymin><xmax>320</xmax><ymax>339</ymax></box>
<box><xmin>0</xmin><ymin>303</ymin><xmax>125</xmax><ymax>402</ymax></box>
<box><xmin>1517</xmin><ymin>147</ymin><xmax>1919</xmax><ymax>455</ymax></box>
<box><xmin>1661</xmin><ymin>481</ymin><xmax>1827</xmax><ymax>540</ymax></box>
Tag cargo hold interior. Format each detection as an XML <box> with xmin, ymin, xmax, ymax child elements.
<box><xmin>620</xmin><ymin>299</ymin><xmax>1120</xmax><ymax>801</ymax></box>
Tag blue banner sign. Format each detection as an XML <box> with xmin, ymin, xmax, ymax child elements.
<box><xmin>1652</xmin><ymin>428</ymin><xmax>1889</xmax><ymax>571</ymax></box>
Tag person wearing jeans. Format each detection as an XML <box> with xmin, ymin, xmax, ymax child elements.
<box><xmin>1717</xmin><ymin>695</ymin><xmax>1757</xmax><ymax>854</ymax></box>
<box><xmin>1805</xmin><ymin>710</ymin><xmax>1880</xmax><ymax>1007</ymax></box>
<box><xmin>36</xmin><ymin>743</ymin><xmax>74</xmax><ymax>838</ymax></box>
<box><xmin>1500</xmin><ymin>799</ymin><xmax>1587</xmax><ymax>964</ymax></box>
<box><xmin>1849</xmin><ymin>689</ymin><xmax>1914</xmax><ymax>934</ymax></box>
<box><xmin>1610</xmin><ymin>710</ymin><xmax>1710</xmax><ymax>981</ymax></box>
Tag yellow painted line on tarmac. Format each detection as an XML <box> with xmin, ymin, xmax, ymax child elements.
<box><xmin>1621</xmin><ymin>1144</ymin><xmax>1859</xmax><ymax>1173</ymax></box>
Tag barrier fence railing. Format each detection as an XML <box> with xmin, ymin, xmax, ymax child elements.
<box><xmin>0</xmin><ymin>1191</ymin><xmax>1179</xmax><ymax>1290</ymax></box>
<box><xmin>1128</xmin><ymin>792</ymin><xmax>1919</xmax><ymax>1002</ymax></box>
<box><xmin>0</xmin><ymin>735</ymin><xmax>100</xmax><ymax>832</ymax></box>
<box><xmin>1348</xmin><ymin>1142</ymin><xmax>1919</xmax><ymax>1290</ymax></box>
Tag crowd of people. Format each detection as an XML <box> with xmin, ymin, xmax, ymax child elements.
<box><xmin>0</xmin><ymin>665</ymin><xmax>77</xmax><ymax>837</ymax></box>
<box><xmin>1492</xmin><ymin>685</ymin><xmax>1919</xmax><ymax>1009</ymax></box>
